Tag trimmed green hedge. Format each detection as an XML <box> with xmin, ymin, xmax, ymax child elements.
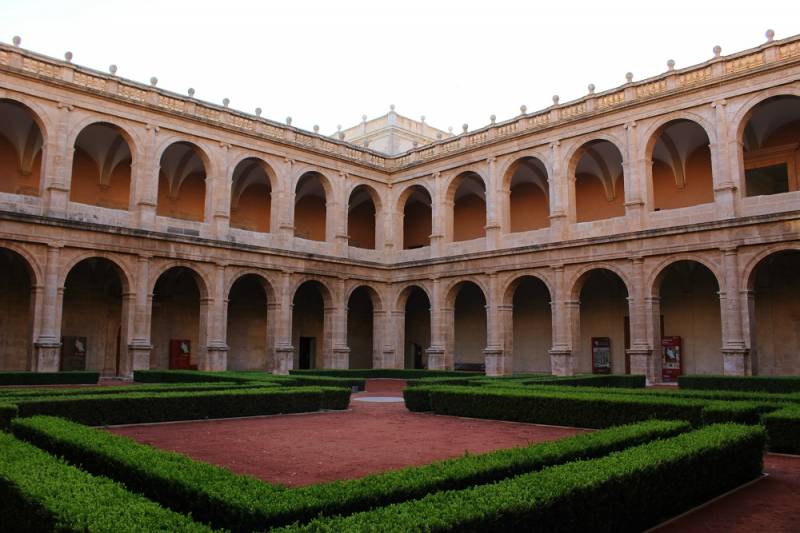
<box><xmin>279</xmin><ymin>424</ymin><xmax>765</xmax><ymax>532</ymax></box>
<box><xmin>133</xmin><ymin>369</ymin><xmax>366</xmax><ymax>391</ymax></box>
<box><xmin>0</xmin><ymin>380</ymin><xmax>279</xmax><ymax>401</ymax></box>
<box><xmin>12</xmin><ymin>416</ymin><xmax>689</xmax><ymax>530</ymax></box>
<box><xmin>133</xmin><ymin>369</ymin><xmax>254</xmax><ymax>383</ymax></box>
<box><xmin>13</xmin><ymin>386</ymin><xmax>349</xmax><ymax>426</ymax></box>
<box><xmin>0</xmin><ymin>402</ymin><xmax>18</xmax><ymax>429</ymax></box>
<box><xmin>762</xmin><ymin>405</ymin><xmax>800</xmax><ymax>454</ymax></box>
<box><xmin>0</xmin><ymin>432</ymin><xmax>211</xmax><ymax>532</ymax></box>
<box><xmin>12</xmin><ymin>416</ymin><xmax>286</xmax><ymax>531</ymax></box>
<box><xmin>0</xmin><ymin>371</ymin><xmax>99</xmax><ymax>386</ymax></box>
<box><xmin>290</xmin><ymin>369</ymin><xmax>482</xmax><ymax>379</ymax></box>
<box><xmin>521</xmin><ymin>374</ymin><xmax>647</xmax><ymax>388</ymax></box>
<box><xmin>679</xmin><ymin>374</ymin><xmax>800</xmax><ymax>393</ymax></box>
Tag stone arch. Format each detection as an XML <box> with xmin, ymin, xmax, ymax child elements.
<box><xmin>396</xmin><ymin>283</ymin><xmax>432</xmax><ymax>370</ymax></box>
<box><xmin>742</xmin><ymin>243</ymin><xmax>800</xmax><ymax>291</ymax></box>
<box><xmin>66</xmin><ymin>115</ymin><xmax>141</xmax><ymax>158</ymax></box>
<box><xmin>230</xmin><ymin>156</ymin><xmax>277</xmax><ymax>233</ymax></box>
<box><xmin>224</xmin><ymin>269</ymin><xmax>277</xmax><ymax>303</ymax></box>
<box><xmin>347</xmin><ymin>183</ymin><xmax>382</xmax><ymax>249</ymax></box>
<box><xmin>647</xmin><ymin>254</ymin><xmax>724</xmax><ymax>298</ymax></box>
<box><xmin>294</xmin><ymin>170</ymin><xmax>334</xmax><ymax>242</ymax></box>
<box><xmin>0</xmin><ymin>242</ymin><xmax>43</xmax><ymax>287</ymax></box>
<box><xmin>503</xmin><ymin>273</ymin><xmax>553</xmax><ymax>374</ymax></box>
<box><xmin>444</xmin><ymin>276</ymin><xmax>490</xmax><ymax>307</ymax></box>
<box><xmin>569</xmin><ymin>262</ymin><xmax>631</xmax><ymax>301</ymax></box>
<box><xmin>0</xmin><ymin>98</ymin><xmax>48</xmax><ymax>196</ymax></box>
<box><xmin>503</xmin><ymin>272</ymin><xmax>553</xmax><ymax>306</ymax></box>
<box><xmin>149</xmin><ymin>261</ymin><xmax>210</xmax><ymax>299</ymax></box>
<box><xmin>394</xmin><ymin>282</ymin><xmax>432</xmax><ymax>311</ymax></box>
<box><xmin>0</xmin><ymin>246</ymin><xmax>39</xmax><ymax>371</ymax></box>
<box><xmin>156</xmin><ymin>140</ymin><xmax>211</xmax><ymax>222</ymax></box>
<box><xmin>346</xmin><ymin>284</ymin><xmax>383</xmax><ymax>369</ymax></box>
<box><xmin>345</xmin><ymin>282</ymin><xmax>384</xmax><ymax>312</ymax></box>
<box><xmin>446</xmin><ymin>171</ymin><xmax>487</xmax><ymax>242</ymax></box>
<box><xmin>444</xmin><ymin>278</ymin><xmax>488</xmax><ymax>370</ymax></box>
<box><xmin>59</xmin><ymin>252</ymin><xmax>133</xmax><ymax>293</ymax></box>
<box><xmin>650</xmin><ymin>258</ymin><xmax>723</xmax><ymax>375</ymax></box>
<box><xmin>292</xmin><ymin>277</ymin><xmax>334</xmax><ymax>369</ymax></box>
<box><xmin>397</xmin><ymin>183</ymin><xmax>433</xmax><ymax>250</ymax></box>
<box><xmin>645</xmin><ymin>118</ymin><xmax>714</xmax><ymax>210</ymax></box>
<box><xmin>732</xmin><ymin>87</ymin><xmax>800</xmax><ymax>143</ymax></box>
<box><xmin>568</xmin><ymin>137</ymin><xmax>626</xmax><ymax>222</ymax></box>
<box><xmin>502</xmin><ymin>155</ymin><xmax>550</xmax><ymax>233</ymax></box>
<box><xmin>289</xmin><ymin>275</ymin><xmax>334</xmax><ymax>307</ymax></box>
<box><xmin>226</xmin><ymin>272</ymin><xmax>273</xmax><ymax>371</ymax></box>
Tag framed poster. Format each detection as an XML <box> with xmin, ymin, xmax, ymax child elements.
<box><xmin>591</xmin><ymin>337</ymin><xmax>612</xmax><ymax>374</ymax></box>
<box><xmin>169</xmin><ymin>339</ymin><xmax>191</xmax><ymax>369</ymax></box>
<box><xmin>661</xmin><ymin>336</ymin><xmax>682</xmax><ymax>383</ymax></box>
<box><xmin>60</xmin><ymin>336</ymin><xmax>87</xmax><ymax>371</ymax></box>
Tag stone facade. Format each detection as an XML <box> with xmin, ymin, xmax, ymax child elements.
<box><xmin>0</xmin><ymin>33</ymin><xmax>799</xmax><ymax>382</ymax></box>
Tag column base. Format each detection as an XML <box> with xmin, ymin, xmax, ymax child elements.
<box><xmin>377</xmin><ymin>347</ymin><xmax>399</xmax><ymax>369</ymax></box>
<box><xmin>202</xmin><ymin>344</ymin><xmax>229</xmax><ymax>371</ymax></box>
<box><xmin>549</xmin><ymin>348</ymin><xmax>575</xmax><ymax>376</ymax></box>
<box><xmin>626</xmin><ymin>347</ymin><xmax>656</xmax><ymax>383</ymax></box>
<box><xmin>483</xmin><ymin>347</ymin><xmax>508</xmax><ymax>376</ymax></box>
<box><xmin>722</xmin><ymin>348</ymin><xmax>751</xmax><ymax>376</ymax></box>
<box><xmin>425</xmin><ymin>346</ymin><xmax>445</xmax><ymax>370</ymax></box>
<box><xmin>273</xmin><ymin>345</ymin><xmax>295</xmax><ymax>375</ymax></box>
<box><xmin>34</xmin><ymin>340</ymin><xmax>62</xmax><ymax>372</ymax></box>
<box><xmin>128</xmin><ymin>343</ymin><xmax>153</xmax><ymax>376</ymax></box>
<box><xmin>332</xmin><ymin>347</ymin><xmax>350</xmax><ymax>369</ymax></box>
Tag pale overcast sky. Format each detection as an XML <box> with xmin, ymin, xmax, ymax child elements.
<box><xmin>2</xmin><ymin>1</ymin><xmax>797</xmax><ymax>136</ymax></box>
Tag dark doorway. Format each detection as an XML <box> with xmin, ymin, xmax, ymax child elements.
<box><xmin>299</xmin><ymin>336</ymin><xmax>315</xmax><ymax>369</ymax></box>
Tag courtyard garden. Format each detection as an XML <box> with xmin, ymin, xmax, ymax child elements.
<box><xmin>0</xmin><ymin>369</ymin><xmax>798</xmax><ymax>531</ymax></box>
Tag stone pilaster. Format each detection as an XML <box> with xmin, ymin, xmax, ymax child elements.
<box><xmin>626</xmin><ymin>257</ymin><xmax>655</xmax><ymax>382</ymax></box>
<box><xmin>548</xmin><ymin>265</ymin><xmax>576</xmax><ymax>375</ymax></box>
<box><xmin>34</xmin><ymin>244</ymin><xmax>62</xmax><ymax>371</ymax></box>
<box><xmin>720</xmin><ymin>246</ymin><xmax>750</xmax><ymax>375</ymax></box>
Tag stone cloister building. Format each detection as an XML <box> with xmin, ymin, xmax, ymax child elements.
<box><xmin>1</xmin><ymin>33</ymin><xmax>799</xmax><ymax>383</ymax></box>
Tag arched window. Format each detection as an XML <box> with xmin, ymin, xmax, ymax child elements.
<box><xmin>157</xmin><ymin>142</ymin><xmax>207</xmax><ymax>221</ymax></box>
<box><xmin>573</xmin><ymin>140</ymin><xmax>625</xmax><ymax>222</ymax></box>
<box><xmin>70</xmin><ymin>123</ymin><xmax>132</xmax><ymax>210</ymax></box>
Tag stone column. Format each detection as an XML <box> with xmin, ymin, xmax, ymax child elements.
<box><xmin>645</xmin><ymin>295</ymin><xmax>663</xmax><ymax>381</ymax></box>
<box><xmin>426</xmin><ymin>278</ymin><xmax>445</xmax><ymax>369</ymax></box>
<box><xmin>622</xmin><ymin>122</ymin><xmax>646</xmax><ymax>229</ymax></box>
<box><xmin>626</xmin><ymin>257</ymin><xmax>656</xmax><ymax>381</ymax></box>
<box><xmin>333</xmin><ymin>173</ymin><xmax>349</xmax><ymax>255</ymax></box>
<box><xmin>132</xmin><ymin>124</ymin><xmax>160</xmax><ymax>229</ymax></box>
<box><xmin>547</xmin><ymin>141</ymin><xmax>569</xmax><ymax>239</ymax></box>
<box><xmin>42</xmin><ymin>104</ymin><xmax>73</xmax><ymax>217</ymax></box>
<box><xmin>483</xmin><ymin>272</ymin><xmax>507</xmax><ymax>375</ymax></box>
<box><xmin>278</xmin><ymin>159</ymin><xmax>296</xmax><ymax>244</ymax></box>
<box><xmin>484</xmin><ymin>157</ymin><xmax>502</xmax><ymax>249</ymax></box>
<box><xmin>372</xmin><ymin>309</ymin><xmax>393</xmax><ymax>368</ymax></box>
<box><xmin>272</xmin><ymin>271</ymin><xmax>295</xmax><ymax>375</ymax></box>
<box><xmin>128</xmin><ymin>255</ymin><xmax>153</xmax><ymax>372</ymax></box>
<box><xmin>207</xmin><ymin>143</ymin><xmax>232</xmax><ymax>238</ymax></box>
<box><xmin>429</xmin><ymin>172</ymin><xmax>445</xmax><ymax>257</ymax></box>
<box><xmin>329</xmin><ymin>278</ymin><xmax>349</xmax><ymax>368</ymax></box>
<box><xmin>201</xmin><ymin>264</ymin><xmax>229</xmax><ymax>371</ymax></box>
<box><xmin>390</xmin><ymin>307</ymin><xmax>406</xmax><ymax>369</ymax></box>
<box><xmin>549</xmin><ymin>265</ymin><xmax>575</xmax><ymax>375</ymax></box>
<box><xmin>720</xmin><ymin>246</ymin><xmax>750</xmax><ymax>375</ymax></box>
<box><xmin>710</xmin><ymin>99</ymin><xmax>738</xmax><ymax>218</ymax></box>
<box><xmin>34</xmin><ymin>244</ymin><xmax>63</xmax><ymax>371</ymax></box>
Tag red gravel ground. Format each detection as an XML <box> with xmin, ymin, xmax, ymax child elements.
<box><xmin>109</xmin><ymin>379</ymin><xmax>586</xmax><ymax>487</ymax></box>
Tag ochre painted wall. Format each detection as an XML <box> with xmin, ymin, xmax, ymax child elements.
<box><xmin>660</xmin><ymin>264</ymin><xmax>722</xmax><ymax>375</ymax></box>
<box><xmin>230</xmin><ymin>183</ymin><xmax>271</xmax><ymax>232</ymax></box>
<box><xmin>292</xmin><ymin>283</ymin><xmax>324</xmax><ymax>368</ymax></box>
<box><xmin>576</xmin><ymin>272</ymin><xmax>628</xmax><ymax>374</ymax></box>
<box><xmin>752</xmin><ymin>252</ymin><xmax>800</xmax><ymax>375</ymax></box>
<box><xmin>404</xmin><ymin>289</ymin><xmax>431</xmax><ymax>368</ymax></box>
<box><xmin>151</xmin><ymin>271</ymin><xmax>200</xmax><ymax>369</ymax></box>
<box><xmin>348</xmin><ymin>202</ymin><xmax>376</xmax><ymax>249</ymax></box>
<box><xmin>403</xmin><ymin>201</ymin><xmax>431</xmax><ymax>249</ymax></box>
<box><xmin>227</xmin><ymin>276</ymin><xmax>269</xmax><ymax>371</ymax></box>
<box><xmin>69</xmin><ymin>148</ymin><xmax>131</xmax><ymax>210</ymax></box>
<box><xmin>0</xmin><ymin>136</ymin><xmax>41</xmax><ymax>196</ymax></box>
<box><xmin>347</xmin><ymin>288</ymin><xmax>374</xmax><ymax>368</ymax></box>
<box><xmin>0</xmin><ymin>251</ymin><xmax>31</xmax><ymax>371</ymax></box>
<box><xmin>510</xmin><ymin>183</ymin><xmax>549</xmax><ymax>232</ymax></box>
<box><xmin>652</xmin><ymin>147</ymin><xmax>714</xmax><ymax>210</ymax></box>
<box><xmin>454</xmin><ymin>284</ymin><xmax>486</xmax><ymax>364</ymax></box>
<box><xmin>512</xmin><ymin>278</ymin><xmax>552</xmax><ymax>373</ymax></box>
<box><xmin>575</xmin><ymin>174</ymin><xmax>625</xmax><ymax>222</ymax></box>
<box><xmin>156</xmin><ymin>172</ymin><xmax>206</xmax><ymax>221</ymax></box>
<box><xmin>294</xmin><ymin>196</ymin><xmax>326</xmax><ymax>241</ymax></box>
<box><xmin>61</xmin><ymin>261</ymin><xmax>122</xmax><ymax>374</ymax></box>
<box><xmin>453</xmin><ymin>194</ymin><xmax>486</xmax><ymax>241</ymax></box>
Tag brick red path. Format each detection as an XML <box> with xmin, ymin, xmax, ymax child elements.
<box><xmin>109</xmin><ymin>379</ymin><xmax>800</xmax><ymax>530</ymax></box>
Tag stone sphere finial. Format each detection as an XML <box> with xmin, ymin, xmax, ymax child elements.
<box><xmin>187</xmin><ymin>87</ymin><xmax>195</xmax><ymax>97</ymax></box>
<box><xmin>552</xmin><ymin>94</ymin><xmax>560</xmax><ymax>105</ymax></box>
<box><xmin>286</xmin><ymin>116</ymin><xmax>292</xmax><ymax>125</ymax></box>
<box><xmin>313</xmin><ymin>125</ymin><xmax>319</xmax><ymax>133</ymax></box>
<box><xmin>109</xmin><ymin>64</ymin><xmax>118</xmax><ymax>75</ymax></box>
<box><xmin>713</xmin><ymin>45</ymin><xmax>722</xmax><ymax>58</ymax></box>
<box><xmin>12</xmin><ymin>36</ymin><xmax>21</xmax><ymax>47</ymax></box>
<box><xmin>149</xmin><ymin>76</ymin><xmax>158</xmax><ymax>87</ymax></box>
<box><xmin>420</xmin><ymin>115</ymin><xmax>426</xmax><ymax>122</ymax></box>
<box><xmin>336</xmin><ymin>124</ymin><xmax>342</xmax><ymax>132</ymax></box>
<box><xmin>222</xmin><ymin>98</ymin><xmax>230</xmax><ymax>108</ymax></box>
<box><xmin>520</xmin><ymin>104</ymin><xmax>527</xmax><ymax>114</ymax></box>
<box><xmin>490</xmin><ymin>114</ymin><xmax>496</xmax><ymax>124</ymax></box>
<box><xmin>64</xmin><ymin>51</ymin><xmax>73</xmax><ymax>62</ymax></box>
<box><xmin>766</xmin><ymin>29</ymin><xmax>775</xmax><ymax>42</ymax></box>
<box><xmin>462</xmin><ymin>123</ymin><xmax>469</xmax><ymax>133</ymax></box>
<box><xmin>255</xmin><ymin>107</ymin><xmax>262</xmax><ymax>117</ymax></box>
<box><xmin>338</xmin><ymin>132</ymin><xmax>345</xmax><ymax>140</ymax></box>
<box><xmin>588</xmin><ymin>83</ymin><xmax>595</xmax><ymax>94</ymax></box>
<box><xmin>361</xmin><ymin>114</ymin><xmax>367</xmax><ymax>122</ymax></box>
<box><xmin>625</xmin><ymin>72</ymin><xmax>633</xmax><ymax>83</ymax></box>
<box><xmin>436</xmin><ymin>132</ymin><xmax>443</xmax><ymax>140</ymax></box>
<box><xmin>448</xmin><ymin>126</ymin><xmax>453</xmax><ymax>134</ymax></box>
<box><xmin>667</xmin><ymin>59</ymin><xmax>675</xmax><ymax>71</ymax></box>
<box><xmin>389</xmin><ymin>104</ymin><xmax>396</xmax><ymax>112</ymax></box>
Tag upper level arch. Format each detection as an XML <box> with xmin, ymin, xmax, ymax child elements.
<box><xmin>503</xmin><ymin>156</ymin><xmax>550</xmax><ymax>233</ymax></box>
<box><xmin>294</xmin><ymin>170</ymin><xmax>333</xmax><ymax>242</ymax></box>
<box><xmin>347</xmin><ymin>183</ymin><xmax>381</xmax><ymax>249</ymax></box>
<box><xmin>397</xmin><ymin>183</ymin><xmax>433</xmax><ymax>250</ymax></box>
<box><xmin>0</xmin><ymin>98</ymin><xmax>46</xmax><ymax>197</ymax></box>
<box><xmin>446</xmin><ymin>171</ymin><xmax>487</xmax><ymax>242</ymax></box>
<box><xmin>230</xmin><ymin>156</ymin><xmax>276</xmax><ymax>233</ymax></box>
<box><xmin>156</xmin><ymin>140</ymin><xmax>210</xmax><ymax>222</ymax></box>
<box><xmin>69</xmin><ymin>122</ymin><xmax>134</xmax><ymax>210</ymax></box>
<box><xmin>569</xmin><ymin>138</ymin><xmax>625</xmax><ymax>223</ymax></box>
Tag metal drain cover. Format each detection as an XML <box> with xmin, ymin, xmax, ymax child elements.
<box><xmin>352</xmin><ymin>396</ymin><xmax>404</xmax><ymax>403</ymax></box>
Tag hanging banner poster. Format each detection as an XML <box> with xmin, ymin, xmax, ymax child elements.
<box><xmin>591</xmin><ymin>337</ymin><xmax>612</xmax><ymax>374</ymax></box>
<box><xmin>169</xmin><ymin>339</ymin><xmax>192</xmax><ymax>369</ymax></box>
<box><xmin>661</xmin><ymin>336</ymin><xmax>682</xmax><ymax>383</ymax></box>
